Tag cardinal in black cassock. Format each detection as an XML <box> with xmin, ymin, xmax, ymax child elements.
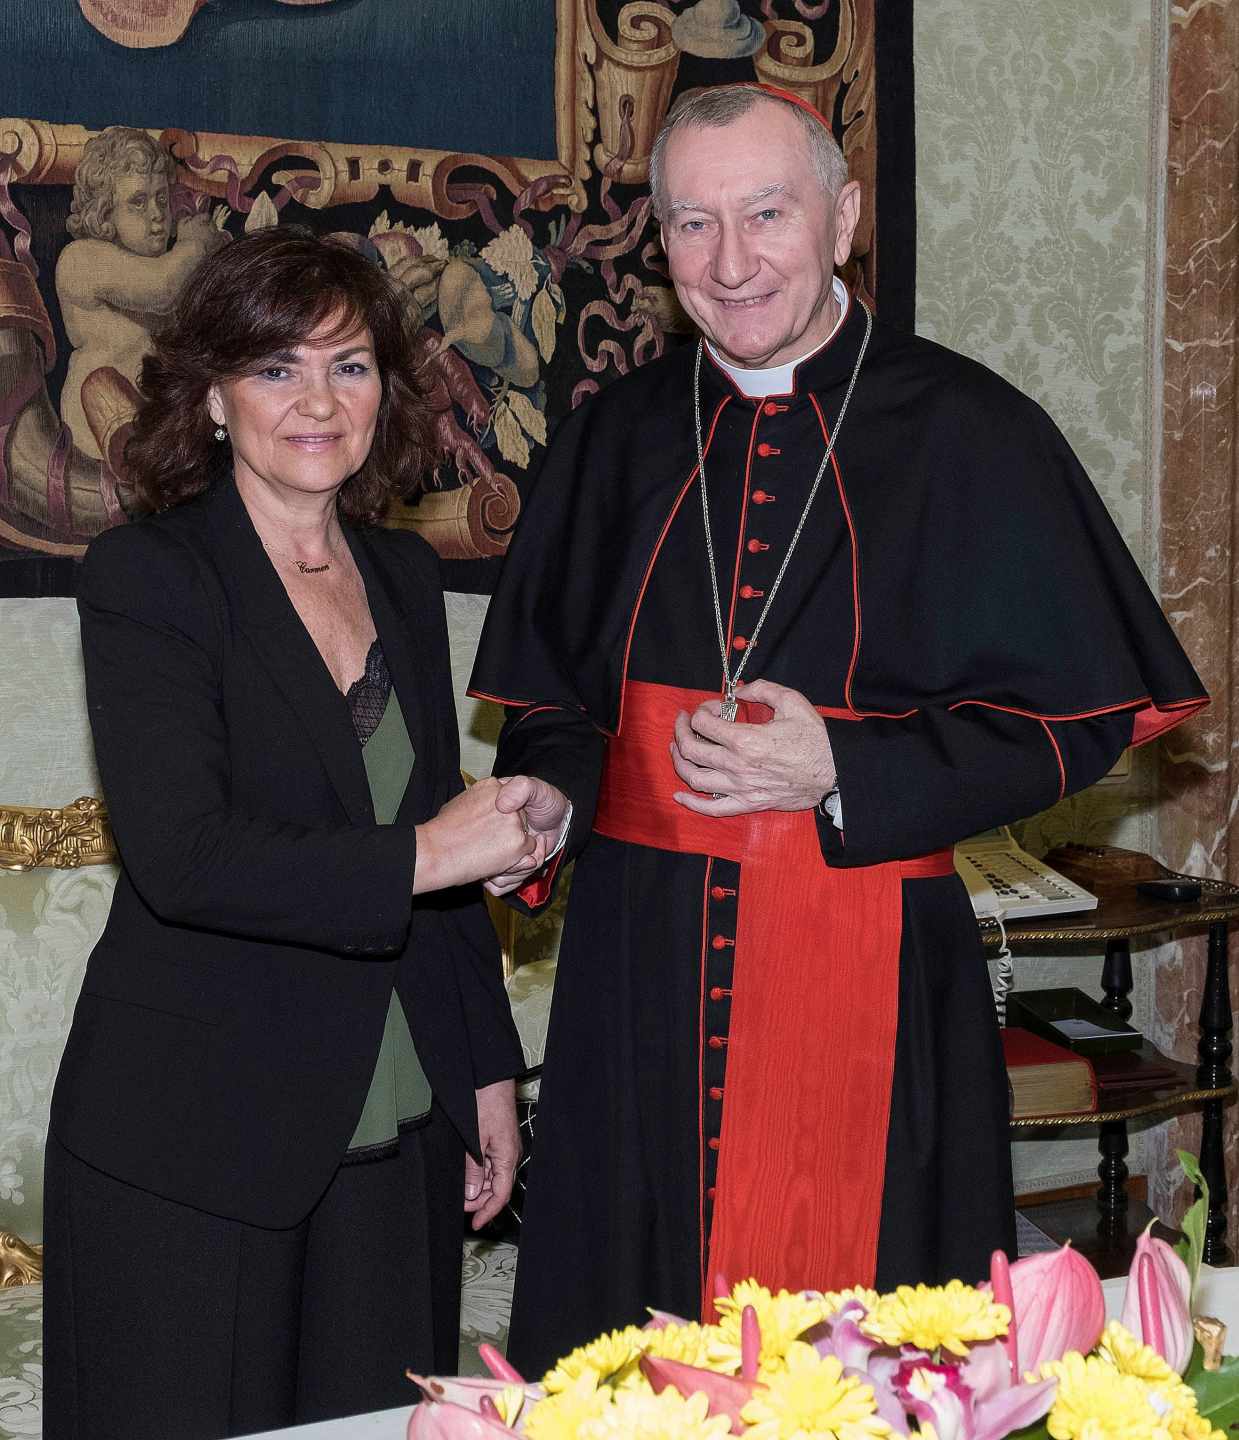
<box><xmin>469</xmin><ymin>85</ymin><xmax>1207</xmax><ymax>1377</ymax></box>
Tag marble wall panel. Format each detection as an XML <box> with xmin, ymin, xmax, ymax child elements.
<box><xmin>1149</xmin><ymin>0</ymin><xmax>1239</xmax><ymax>1242</ymax></box>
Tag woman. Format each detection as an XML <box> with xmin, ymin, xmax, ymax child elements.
<box><xmin>44</xmin><ymin>230</ymin><xmax>534</xmax><ymax>1438</ymax></box>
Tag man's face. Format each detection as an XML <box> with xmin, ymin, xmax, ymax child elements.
<box><xmin>660</xmin><ymin>102</ymin><xmax>858</xmax><ymax>369</ymax></box>
<box><xmin>110</xmin><ymin>170</ymin><xmax>171</xmax><ymax>257</ymax></box>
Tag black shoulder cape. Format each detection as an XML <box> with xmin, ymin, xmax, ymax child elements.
<box><xmin>471</xmin><ymin>299</ymin><xmax>1206</xmax><ymax>745</ymax></box>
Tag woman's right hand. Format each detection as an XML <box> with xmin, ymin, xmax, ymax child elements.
<box><xmin>412</xmin><ymin>778</ymin><xmax>536</xmax><ymax>894</ymax></box>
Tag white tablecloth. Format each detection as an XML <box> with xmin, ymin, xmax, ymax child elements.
<box><xmin>241</xmin><ymin>1406</ymin><xmax>412</xmax><ymax>1439</ymax></box>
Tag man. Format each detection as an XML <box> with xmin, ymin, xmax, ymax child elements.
<box><xmin>471</xmin><ymin>84</ymin><xmax>1206</xmax><ymax>1374</ymax></box>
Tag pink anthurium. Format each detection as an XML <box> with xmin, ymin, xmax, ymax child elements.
<box><xmin>988</xmin><ymin>1251</ymin><xmax>1018</xmax><ymax>1384</ymax></box>
<box><xmin>407</xmin><ymin>1375</ymin><xmax>535</xmax><ymax>1410</ymax></box>
<box><xmin>639</xmin><ymin>1353</ymin><xmax>761</xmax><ymax>1434</ymax></box>
<box><xmin>740</xmin><ymin>1304</ymin><xmax>761</xmax><ymax>1380</ymax></box>
<box><xmin>477</xmin><ymin>1344</ymin><xmax>525</xmax><ymax>1384</ymax></box>
<box><xmin>406</xmin><ymin>1399</ymin><xmax>519</xmax><ymax>1440</ymax></box>
<box><xmin>1000</xmin><ymin>1244</ymin><xmax>1105</xmax><ymax>1373</ymax></box>
<box><xmin>1121</xmin><ymin>1228</ymin><xmax>1193</xmax><ymax>1374</ymax></box>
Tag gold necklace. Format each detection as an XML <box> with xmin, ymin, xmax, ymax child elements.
<box><xmin>260</xmin><ymin>535</ymin><xmax>342</xmax><ymax>576</ymax></box>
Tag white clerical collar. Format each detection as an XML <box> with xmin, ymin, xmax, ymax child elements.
<box><xmin>706</xmin><ymin>276</ymin><xmax>850</xmax><ymax>398</ymax></box>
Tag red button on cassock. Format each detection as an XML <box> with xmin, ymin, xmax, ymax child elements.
<box><xmin>708</xmin><ymin>1136</ymin><xmax>721</xmax><ymax>1150</ymax></box>
<box><xmin>747</xmin><ymin>538</ymin><xmax>769</xmax><ymax>553</ymax></box>
<box><xmin>709</xmin><ymin>986</ymin><xmax>725</xmax><ymax>1001</ymax></box>
<box><xmin>709</xmin><ymin>1086</ymin><xmax>723</xmax><ymax>1100</ymax></box>
<box><xmin>711</xmin><ymin>934</ymin><xmax>732</xmax><ymax>950</ymax></box>
<box><xmin>756</xmin><ymin>442</ymin><xmax>773</xmax><ymax>458</ymax></box>
<box><xmin>708</xmin><ymin>1035</ymin><xmax>726</xmax><ymax>1050</ymax></box>
<box><xmin>710</xmin><ymin>884</ymin><xmax>727</xmax><ymax>900</ymax></box>
<box><xmin>762</xmin><ymin>401</ymin><xmax>779</xmax><ymax>416</ymax></box>
<box><xmin>732</xmin><ymin>636</ymin><xmax>748</xmax><ymax>652</ymax></box>
<box><xmin>751</xmin><ymin>489</ymin><xmax>770</xmax><ymax>504</ymax></box>
<box><xmin>708</xmin><ymin>1185</ymin><xmax>717</xmax><ymax>1198</ymax></box>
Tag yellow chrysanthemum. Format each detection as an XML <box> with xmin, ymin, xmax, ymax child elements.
<box><xmin>524</xmin><ymin>1373</ymin><xmax>614</xmax><ymax>1440</ymax></box>
<box><xmin>713</xmin><ymin>1280</ymin><xmax>832</xmax><ymax>1372</ymax></box>
<box><xmin>642</xmin><ymin>1321</ymin><xmax>727</xmax><ymax>1371</ymax></box>
<box><xmin>1096</xmin><ymin>1324</ymin><xmax>1222</xmax><ymax>1440</ymax></box>
<box><xmin>861</xmin><ymin>1280</ymin><xmax>1009</xmax><ymax>1358</ymax></box>
<box><xmin>1097</xmin><ymin>1322</ymin><xmax>1190</xmax><ymax>1393</ymax></box>
<box><xmin>1042</xmin><ymin>1350</ymin><xmax>1181</xmax><ymax>1440</ymax></box>
<box><xmin>818</xmin><ymin>1287</ymin><xmax>881</xmax><ymax>1320</ymax></box>
<box><xmin>541</xmin><ymin>1326</ymin><xmax>648</xmax><ymax>1393</ymax></box>
<box><xmin>740</xmin><ymin>1341</ymin><xmax>893</xmax><ymax>1439</ymax></box>
<box><xmin>578</xmin><ymin>1386</ymin><xmax>732</xmax><ymax>1440</ymax></box>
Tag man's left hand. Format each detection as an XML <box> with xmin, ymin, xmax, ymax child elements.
<box><xmin>671</xmin><ymin>678</ymin><xmax>837</xmax><ymax>817</ymax></box>
<box><xmin>464</xmin><ymin>1078</ymin><xmax>521</xmax><ymax>1230</ymax></box>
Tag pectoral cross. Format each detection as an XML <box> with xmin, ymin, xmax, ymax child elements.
<box><xmin>721</xmin><ymin>687</ymin><xmax>738</xmax><ymax>723</ymax></box>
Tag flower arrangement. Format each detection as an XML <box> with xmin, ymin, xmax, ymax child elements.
<box><xmin>410</xmin><ymin>1156</ymin><xmax>1239</xmax><ymax>1439</ymax></box>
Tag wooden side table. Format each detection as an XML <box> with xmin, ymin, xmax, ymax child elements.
<box><xmin>978</xmin><ymin>846</ymin><xmax>1239</xmax><ymax>1273</ymax></box>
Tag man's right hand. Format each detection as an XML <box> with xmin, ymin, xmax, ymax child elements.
<box><xmin>413</xmin><ymin>778</ymin><xmax>534</xmax><ymax>894</ymax></box>
<box><xmin>484</xmin><ymin>775</ymin><xmax>571</xmax><ymax>897</ymax></box>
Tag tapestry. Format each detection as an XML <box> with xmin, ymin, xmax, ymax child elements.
<box><xmin>0</xmin><ymin>0</ymin><xmax>913</xmax><ymax>596</ymax></box>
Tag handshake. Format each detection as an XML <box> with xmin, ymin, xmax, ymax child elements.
<box><xmin>413</xmin><ymin>774</ymin><xmax>571</xmax><ymax>897</ymax></box>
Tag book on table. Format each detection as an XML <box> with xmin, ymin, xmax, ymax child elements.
<box><xmin>1001</xmin><ymin>1027</ymin><xmax>1099</xmax><ymax>1119</ymax></box>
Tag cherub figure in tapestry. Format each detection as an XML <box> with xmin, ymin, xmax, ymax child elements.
<box><xmin>56</xmin><ymin>126</ymin><xmax>227</xmax><ymax>475</ymax></box>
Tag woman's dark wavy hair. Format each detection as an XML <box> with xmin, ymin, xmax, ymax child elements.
<box><xmin>126</xmin><ymin>227</ymin><xmax>434</xmax><ymax>523</ymax></box>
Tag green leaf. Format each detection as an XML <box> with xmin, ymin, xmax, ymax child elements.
<box><xmin>1176</xmin><ymin>1149</ymin><xmax>1208</xmax><ymax>1299</ymax></box>
<box><xmin>1191</xmin><ymin>1352</ymin><xmax>1239</xmax><ymax>1427</ymax></box>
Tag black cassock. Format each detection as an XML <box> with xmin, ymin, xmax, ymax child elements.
<box><xmin>470</xmin><ymin>296</ymin><xmax>1206</xmax><ymax>1377</ymax></box>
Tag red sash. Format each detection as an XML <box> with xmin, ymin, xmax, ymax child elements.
<box><xmin>592</xmin><ymin>680</ymin><xmax>954</xmax><ymax>1317</ymax></box>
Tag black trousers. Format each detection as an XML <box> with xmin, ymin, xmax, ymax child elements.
<box><xmin>42</xmin><ymin>1107</ymin><xmax>464</xmax><ymax>1440</ymax></box>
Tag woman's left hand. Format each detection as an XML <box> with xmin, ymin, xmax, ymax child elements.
<box><xmin>464</xmin><ymin>1078</ymin><xmax>521</xmax><ymax>1230</ymax></box>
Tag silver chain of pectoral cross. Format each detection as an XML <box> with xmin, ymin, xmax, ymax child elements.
<box><xmin>692</xmin><ymin>298</ymin><xmax>873</xmax><ymax>721</ymax></box>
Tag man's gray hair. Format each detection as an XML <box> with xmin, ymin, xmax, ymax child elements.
<box><xmin>649</xmin><ymin>86</ymin><xmax>848</xmax><ymax>222</ymax></box>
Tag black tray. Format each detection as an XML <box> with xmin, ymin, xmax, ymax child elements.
<box><xmin>1006</xmin><ymin>987</ymin><xmax>1143</xmax><ymax>1056</ymax></box>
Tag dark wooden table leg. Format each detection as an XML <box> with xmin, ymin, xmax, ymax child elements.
<box><xmin>1197</xmin><ymin>920</ymin><xmax>1233</xmax><ymax>1265</ymax></box>
<box><xmin>1096</xmin><ymin>1119</ymin><xmax>1130</xmax><ymax>1245</ymax></box>
<box><xmin>1101</xmin><ymin>938</ymin><xmax>1134</xmax><ymax>1021</ymax></box>
<box><xmin>1095</xmin><ymin>939</ymin><xmax>1134</xmax><ymax>1245</ymax></box>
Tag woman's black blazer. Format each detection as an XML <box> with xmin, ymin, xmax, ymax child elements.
<box><xmin>50</xmin><ymin>478</ymin><xmax>524</xmax><ymax>1228</ymax></box>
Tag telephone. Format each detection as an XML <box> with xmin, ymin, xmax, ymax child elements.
<box><xmin>954</xmin><ymin>828</ymin><xmax>1098</xmax><ymax>921</ymax></box>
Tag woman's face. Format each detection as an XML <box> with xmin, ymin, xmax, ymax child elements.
<box><xmin>207</xmin><ymin>317</ymin><xmax>383</xmax><ymax>507</ymax></box>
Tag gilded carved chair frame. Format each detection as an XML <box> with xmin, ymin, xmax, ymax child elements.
<box><xmin>0</xmin><ymin>797</ymin><xmax>112</xmax><ymax>1286</ymax></box>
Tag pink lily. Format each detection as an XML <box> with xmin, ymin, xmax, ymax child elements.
<box><xmin>1120</xmin><ymin>1228</ymin><xmax>1193</xmax><ymax>1374</ymax></box>
<box><xmin>892</xmin><ymin>1357</ymin><xmax>1057</xmax><ymax>1440</ymax></box>
<box><xmin>983</xmin><ymin>1244</ymin><xmax>1104</xmax><ymax>1374</ymax></box>
<box><xmin>810</xmin><ymin>1298</ymin><xmax>912</xmax><ymax>1433</ymax></box>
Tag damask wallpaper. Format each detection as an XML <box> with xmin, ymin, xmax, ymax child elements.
<box><xmin>915</xmin><ymin>0</ymin><xmax>1168</xmax><ymax>1195</ymax></box>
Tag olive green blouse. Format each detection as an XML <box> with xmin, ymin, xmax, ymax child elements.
<box><xmin>346</xmin><ymin>652</ymin><xmax>431</xmax><ymax>1156</ymax></box>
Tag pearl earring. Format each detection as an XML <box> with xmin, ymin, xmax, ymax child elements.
<box><xmin>213</xmin><ymin>425</ymin><xmax>227</xmax><ymax>442</ymax></box>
